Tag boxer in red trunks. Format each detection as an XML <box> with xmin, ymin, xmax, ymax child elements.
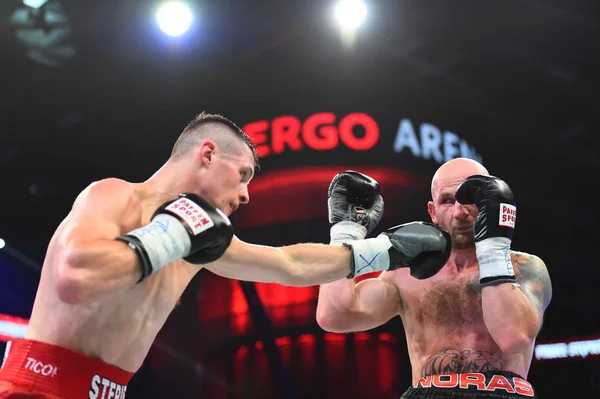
<box><xmin>0</xmin><ymin>112</ymin><xmax>451</xmax><ymax>398</ymax></box>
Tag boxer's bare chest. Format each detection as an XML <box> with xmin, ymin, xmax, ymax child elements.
<box><xmin>410</xmin><ymin>268</ymin><xmax>483</xmax><ymax>329</ymax></box>
<box><xmin>396</xmin><ymin>256</ymin><xmax>523</xmax><ymax>331</ymax></box>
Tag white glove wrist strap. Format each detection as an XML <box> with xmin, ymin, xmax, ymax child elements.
<box><xmin>125</xmin><ymin>214</ymin><xmax>192</xmax><ymax>273</ymax></box>
<box><xmin>476</xmin><ymin>237</ymin><xmax>515</xmax><ymax>285</ymax></box>
<box><xmin>348</xmin><ymin>234</ymin><xmax>391</xmax><ymax>277</ymax></box>
<box><xmin>330</xmin><ymin>221</ymin><xmax>367</xmax><ymax>246</ymax></box>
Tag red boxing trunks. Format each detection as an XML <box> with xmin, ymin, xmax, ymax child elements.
<box><xmin>0</xmin><ymin>339</ymin><xmax>134</xmax><ymax>399</ymax></box>
<box><xmin>401</xmin><ymin>371</ymin><xmax>537</xmax><ymax>399</ymax></box>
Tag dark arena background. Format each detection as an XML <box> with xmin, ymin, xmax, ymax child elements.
<box><xmin>1</xmin><ymin>0</ymin><xmax>599</xmax><ymax>398</ymax></box>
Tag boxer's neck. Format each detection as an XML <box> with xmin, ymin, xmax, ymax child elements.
<box><xmin>446</xmin><ymin>247</ymin><xmax>478</xmax><ymax>272</ymax></box>
<box><xmin>136</xmin><ymin>158</ymin><xmax>203</xmax><ymax>212</ymax></box>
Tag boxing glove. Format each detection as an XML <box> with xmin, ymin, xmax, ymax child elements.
<box><xmin>455</xmin><ymin>175</ymin><xmax>517</xmax><ymax>286</ymax></box>
<box><xmin>327</xmin><ymin>171</ymin><xmax>384</xmax><ymax>246</ymax></box>
<box><xmin>344</xmin><ymin>222</ymin><xmax>451</xmax><ymax>279</ymax></box>
<box><xmin>117</xmin><ymin>193</ymin><xmax>233</xmax><ymax>282</ymax></box>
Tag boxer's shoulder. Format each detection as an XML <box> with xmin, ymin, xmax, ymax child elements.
<box><xmin>75</xmin><ymin>178</ymin><xmax>138</xmax><ymax>208</ymax></box>
<box><xmin>83</xmin><ymin>178</ymin><xmax>136</xmax><ymax>198</ymax></box>
<box><xmin>510</xmin><ymin>251</ymin><xmax>547</xmax><ymax>276</ymax></box>
<box><xmin>510</xmin><ymin>251</ymin><xmax>552</xmax><ymax>312</ymax></box>
<box><xmin>510</xmin><ymin>249</ymin><xmax>538</xmax><ymax>262</ymax></box>
<box><xmin>69</xmin><ymin>178</ymin><xmax>142</xmax><ymax>229</ymax></box>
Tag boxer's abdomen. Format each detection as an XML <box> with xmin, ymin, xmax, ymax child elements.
<box><xmin>388</xmin><ymin>262</ymin><xmax>529</xmax><ymax>383</ymax></box>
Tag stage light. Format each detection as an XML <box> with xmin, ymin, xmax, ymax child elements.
<box><xmin>156</xmin><ymin>2</ymin><xmax>192</xmax><ymax>37</ymax></box>
<box><xmin>334</xmin><ymin>0</ymin><xmax>367</xmax><ymax>30</ymax></box>
<box><xmin>23</xmin><ymin>0</ymin><xmax>50</xmax><ymax>9</ymax></box>
<box><xmin>10</xmin><ymin>0</ymin><xmax>76</xmax><ymax>68</ymax></box>
<box><xmin>0</xmin><ymin>239</ymin><xmax>5</xmax><ymax>250</ymax></box>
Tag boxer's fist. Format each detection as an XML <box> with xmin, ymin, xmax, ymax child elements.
<box><xmin>345</xmin><ymin>221</ymin><xmax>451</xmax><ymax>279</ymax></box>
<box><xmin>327</xmin><ymin>171</ymin><xmax>384</xmax><ymax>235</ymax></box>
<box><xmin>384</xmin><ymin>222</ymin><xmax>451</xmax><ymax>279</ymax></box>
<box><xmin>117</xmin><ymin>193</ymin><xmax>233</xmax><ymax>282</ymax></box>
<box><xmin>153</xmin><ymin>193</ymin><xmax>234</xmax><ymax>264</ymax></box>
<box><xmin>455</xmin><ymin>175</ymin><xmax>516</xmax><ymax>242</ymax></box>
<box><xmin>455</xmin><ymin>175</ymin><xmax>517</xmax><ymax>286</ymax></box>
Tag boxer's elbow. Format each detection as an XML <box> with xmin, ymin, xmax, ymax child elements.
<box><xmin>55</xmin><ymin>265</ymin><xmax>91</xmax><ymax>305</ymax></box>
<box><xmin>496</xmin><ymin>331</ymin><xmax>534</xmax><ymax>355</ymax></box>
<box><xmin>56</xmin><ymin>250</ymin><xmax>97</xmax><ymax>304</ymax></box>
<box><xmin>316</xmin><ymin>310</ymin><xmax>343</xmax><ymax>332</ymax></box>
<box><xmin>494</xmin><ymin>317</ymin><xmax>540</xmax><ymax>354</ymax></box>
<box><xmin>316</xmin><ymin>307</ymin><xmax>356</xmax><ymax>333</ymax></box>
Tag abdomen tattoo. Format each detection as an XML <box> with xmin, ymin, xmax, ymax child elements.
<box><xmin>421</xmin><ymin>348</ymin><xmax>504</xmax><ymax>377</ymax></box>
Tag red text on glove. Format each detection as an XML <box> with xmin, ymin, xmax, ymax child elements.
<box><xmin>499</xmin><ymin>203</ymin><xmax>517</xmax><ymax>228</ymax></box>
<box><xmin>166</xmin><ymin>198</ymin><xmax>215</xmax><ymax>235</ymax></box>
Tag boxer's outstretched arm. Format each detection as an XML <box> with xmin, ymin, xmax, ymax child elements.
<box><xmin>316</xmin><ymin>273</ymin><xmax>401</xmax><ymax>333</ymax></box>
<box><xmin>481</xmin><ymin>253</ymin><xmax>552</xmax><ymax>355</ymax></box>
<box><xmin>54</xmin><ymin>179</ymin><xmax>143</xmax><ymax>304</ymax></box>
<box><xmin>204</xmin><ymin>236</ymin><xmax>353</xmax><ymax>285</ymax></box>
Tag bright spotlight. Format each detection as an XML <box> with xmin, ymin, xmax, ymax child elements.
<box><xmin>0</xmin><ymin>239</ymin><xmax>5</xmax><ymax>250</ymax></box>
<box><xmin>23</xmin><ymin>0</ymin><xmax>50</xmax><ymax>9</ymax></box>
<box><xmin>334</xmin><ymin>0</ymin><xmax>367</xmax><ymax>29</ymax></box>
<box><xmin>156</xmin><ymin>2</ymin><xmax>192</xmax><ymax>37</ymax></box>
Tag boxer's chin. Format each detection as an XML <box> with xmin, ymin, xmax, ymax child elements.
<box><xmin>451</xmin><ymin>232</ymin><xmax>475</xmax><ymax>250</ymax></box>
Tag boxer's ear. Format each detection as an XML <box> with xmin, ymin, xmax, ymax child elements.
<box><xmin>198</xmin><ymin>140</ymin><xmax>216</xmax><ymax>166</ymax></box>
<box><xmin>427</xmin><ymin>201</ymin><xmax>438</xmax><ymax>224</ymax></box>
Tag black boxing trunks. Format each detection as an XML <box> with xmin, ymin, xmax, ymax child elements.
<box><xmin>400</xmin><ymin>371</ymin><xmax>537</xmax><ymax>399</ymax></box>
<box><xmin>0</xmin><ymin>338</ymin><xmax>133</xmax><ymax>399</ymax></box>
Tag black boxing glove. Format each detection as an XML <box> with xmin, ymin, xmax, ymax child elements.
<box><xmin>117</xmin><ymin>193</ymin><xmax>233</xmax><ymax>283</ymax></box>
<box><xmin>455</xmin><ymin>175</ymin><xmax>517</xmax><ymax>286</ymax></box>
<box><xmin>327</xmin><ymin>171</ymin><xmax>384</xmax><ymax>246</ymax></box>
<box><xmin>344</xmin><ymin>222</ymin><xmax>451</xmax><ymax>279</ymax></box>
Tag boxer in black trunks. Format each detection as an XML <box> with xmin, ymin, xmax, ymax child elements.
<box><xmin>317</xmin><ymin>159</ymin><xmax>552</xmax><ymax>398</ymax></box>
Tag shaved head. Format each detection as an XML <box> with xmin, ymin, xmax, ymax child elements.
<box><xmin>170</xmin><ymin>112</ymin><xmax>260</xmax><ymax>170</ymax></box>
<box><xmin>427</xmin><ymin>158</ymin><xmax>489</xmax><ymax>249</ymax></box>
<box><xmin>431</xmin><ymin>158</ymin><xmax>489</xmax><ymax>200</ymax></box>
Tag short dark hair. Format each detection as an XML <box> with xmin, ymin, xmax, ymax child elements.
<box><xmin>170</xmin><ymin>112</ymin><xmax>259</xmax><ymax>170</ymax></box>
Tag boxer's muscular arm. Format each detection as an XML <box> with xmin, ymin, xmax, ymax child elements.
<box><xmin>316</xmin><ymin>273</ymin><xmax>400</xmax><ymax>333</ymax></box>
<box><xmin>481</xmin><ymin>253</ymin><xmax>552</xmax><ymax>355</ymax></box>
<box><xmin>204</xmin><ymin>236</ymin><xmax>352</xmax><ymax>285</ymax></box>
<box><xmin>204</xmin><ymin>237</ymin><xmax>401</xmax><ymax>330</ymax></box>
<box><xmin>54</xmin><ymin>179</ymin><xmax>143</xmax><ymax>304</ymax></box>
